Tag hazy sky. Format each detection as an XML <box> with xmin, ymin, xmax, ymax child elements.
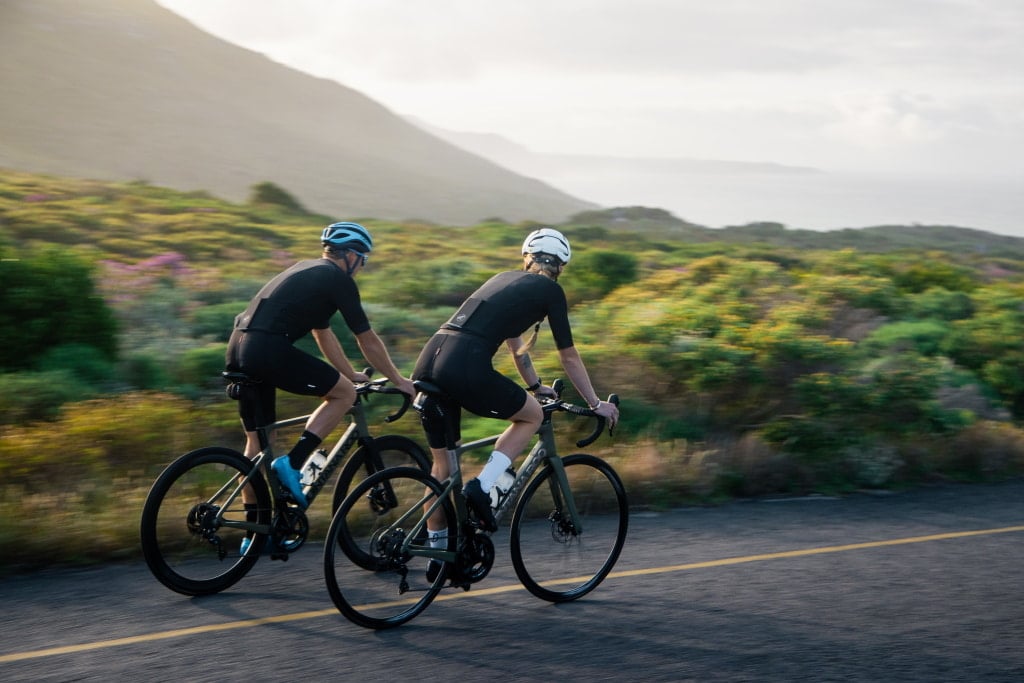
<box><xmin>156</xmin><ymin>0</ymin><xmax>1022</xmax><ymax>179</ymax></box>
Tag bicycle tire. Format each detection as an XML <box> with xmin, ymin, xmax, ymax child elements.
<box><xmin>330</xmin><ymin>434</ymin><xmax>431</xmax><ymax>515</ymax></box>
<box><xmin>140</xmin><ymin>447</ymin><xmax>271</xmax><ymax>596</ymax></box>
<box><xmin>324</xmin><ymin>466</ymin><xmax>455</xmax><ymax>629</ymax></box>
<box><xmin>509</xmin><ymin>453</ymin><xmax>628</xmax><ymax>603</ymax></box>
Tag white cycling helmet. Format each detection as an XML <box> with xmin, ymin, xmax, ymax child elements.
<box><xmin>522</xmin><ymin>227</ymin><xmax>571</xmax><ymax>265</ymax></box>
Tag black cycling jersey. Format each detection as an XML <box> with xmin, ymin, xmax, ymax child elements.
<box><xmin>234</xmin><ymin>258</ymin><xmax>370</xmax><ymax>340</ymax></box>
<box><xmin>442</xmin><ymin>271</ymin><xmax>573</xmax><ymax>353</ymax></box>
<box><xmin>412</xmin><ymin>270</ymin><xmax>575</xmax><ymax>448</ymax></box>
<box><xmin>225</xmin><ymin>258</ymin><xmax>370</xmax><ymax>430</ymax></box>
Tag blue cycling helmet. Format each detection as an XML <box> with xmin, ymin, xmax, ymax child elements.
<box><xmin>321</xmin><ymin>221</ymin><xmax>373</xmax><ymax>253</ymax></box>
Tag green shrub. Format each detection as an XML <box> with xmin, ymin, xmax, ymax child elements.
<box><xmin>0</xmin><ymin>392</ymin><xmax>205</xmax><ymax>490</ymax></box>
<box><xmin>908</xmin><ymin>287</ymin><xmax>974</xmax><ymax>321</ymax></box>
<box><xmin>35</xmin><ymin>343</ymin><xmax>116</xmax><ymax>385</ymax></box>
<box><xmin>860</xmin><ymin>320</ymin><xmax>950</xmax><ymax>357</ymax></box>
<box><xmin>0</xmin><ymin>369</ymin><xmax>92</xmax><ymax>425</ymax></box>
<box><xmin>369</xmin><ymin>258</ymin><xmax>488</xmax><ymax>308</ymax></box>
<box><xmin>173</xmin><ymin>344</ymin><xmax>228</xmax><ymax>390</ymax></box>
<box><xmin>120</xmin><ymin>352</ymin><xmax>171</xmax><ymax>390</ymax></box>
<box><xmin>190</xmin><ymin>301</ymin><xmax>246</xmax><ymax>341</ymax></box>
<box><xmin>943</xmin><ymin>420</ymin><xmax>1024</xmax><ymax>479</ymax></box>
<box><xmin>569</xmin><ymin>249</ymin><xmax>639</xmax><ymax>303</ymax></box>
<box><xmin>0</xmin><ymin>249</ymin><xmax>118</xmax><ymax>370</ymax></box>
<box><xmin>248</xmin><ymin>181</ymin><xmax>306</xmax><ymax>212</ymax></box>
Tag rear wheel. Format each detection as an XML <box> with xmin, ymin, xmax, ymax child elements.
<box><xmin>509</xmin><ymin>454</ymin><xmax>628</xmax><ymax>602</ymax></box>
<box><xmin>324</xmin><ymin>467</ymin><xmax>455</xmax><ymax>629</ymax></box>
<box><xmin>331</xmin><ymin>435</ymin><xmax>430</xmax><ymax>514</ymax></box>
<box><xmin>140</xmin><ymin>447</ymin><xmax>271</xmax><ymax>596</ymax></box>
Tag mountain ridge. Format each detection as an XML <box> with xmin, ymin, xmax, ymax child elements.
<box><xmin>0</xmin><ymin>0</ymin><xmax>596</xmax><ymax>225</ymax></box>
<box><xmin>406</xmin><ymin>117</ymin><xmax>822</xmax><ymax>178</ymax></box>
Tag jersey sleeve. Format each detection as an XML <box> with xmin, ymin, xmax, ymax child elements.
<box><xmin>546</xmin><ymin>284</ymin><xmax>575</xmax><ymax>349</ymax></box>
<box><xmin>330</xmin><ymin>271</ymin><xmax>372</xmax><ymax>335</ymax></box>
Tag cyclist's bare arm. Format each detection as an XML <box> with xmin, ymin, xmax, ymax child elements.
<box><xmin>557</xmin><ymin>346</ymin><xmax>619</xmax><ymax>427</ymax></box>
<box><xmin>312</xmin><ymin>327</ymin><xmax>368</xmax><ymax>382</ymax></box>
<box><xmin>355</xmin><ymin>329</ymin><xmax>415</xmax><ymax>396</ymax></box>
<box><xmin>505</xmin><ymin>336</ymin><xmax>547</xmax><ymax>392</ymax></box>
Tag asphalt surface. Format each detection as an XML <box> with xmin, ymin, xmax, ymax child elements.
<box><xmin>2</xmin><ymin>479</ymin><xmax>1022</xmax><ymax>682</ymax></box>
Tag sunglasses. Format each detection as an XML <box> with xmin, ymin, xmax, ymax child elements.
<box><xmin>349</xmin><ymin>249</ymin><xmax>369</xmax><ymax>267</ymax></box>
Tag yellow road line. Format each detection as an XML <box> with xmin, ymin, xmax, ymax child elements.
<box><xmin>2</xmin><ymin>524</ymin><xmax>1022</xmax><ymax>663</ymax></box>
<box><xmin>0</xmin><ymin>610</ymin><xmax>340</xmax><ymax>662</ymax></box>
<box><xmin>611</xmin><ymin>525</ymin><xmax>1024</xmax><ymax>579</ymax></box>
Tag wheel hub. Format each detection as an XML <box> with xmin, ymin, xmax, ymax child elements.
<box><xmin>548</xmin><ymin>510</ymin><xmax>578</xmax><ymax>543</ymax></box>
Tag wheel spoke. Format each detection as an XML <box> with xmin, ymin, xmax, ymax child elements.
<box><xmin>510</xmin><ymin>454</ymin><xmax>628</xmax><ymax>602</ymax></box>
<box><xmin>330</xmin><ymin>435</ymin><xmax>430</xmax><ymax>516</ymax></box>
<box><xmin>324</xmin><ymin>467</ymin><xmax>454</xmax><ymax>629</ymax></box>
<box><xmin>140</xmin><ymin>448</ymin><xmax>269</xmax><ymax>596</ymax></box>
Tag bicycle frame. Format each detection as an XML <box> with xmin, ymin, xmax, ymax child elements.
<box><xmin>209</xmin><ymin>387</ymin><xmax>406</xmax><ymax>539</ymax></box>
<box><xmin>322</xmin><ymin>383</ymin><xmax>624</xmax><ymax>626</ymax></box>
<box><xmin>399</xmin><ymin>408</ymin><xmax>580</xmax><ymax>565</ymax></box>
<box><xmin>141</xmin><ymin>374</ymin><xmax>433</xmax><ymax>598</ymax></box>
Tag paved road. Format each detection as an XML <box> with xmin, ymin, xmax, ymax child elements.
<box><xmin>2</xmin><ymin>480</ymin><xmax>1023</xmax><ymax>682</ymax></box>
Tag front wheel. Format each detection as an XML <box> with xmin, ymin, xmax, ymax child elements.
<box><xmin>324</xmin><ymin>466</ymin><xmax>455</xmax><ymax>629</ymax></box>
<box><xmin>140</xmin><ymin>447</ymin><xmax>271</xmax><ymax>596</ymax></box>
<box><xmin>509</xmin><ymin>453</ymin><xmax>628</xmax><ymax>602</ymax></box>
<box><xmin>330</xmin><ymin>435</ymin><xmax>431</xmax><ymax>514</ymax></box>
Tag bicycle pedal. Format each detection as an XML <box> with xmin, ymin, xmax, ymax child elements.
<box><xmin>462</xmin><ymin>519</ymin><xmax>489</xmax><ymax>535</ymax></box>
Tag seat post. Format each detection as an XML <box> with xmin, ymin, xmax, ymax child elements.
<box><xmin>255</xmin><ymin>425</ymin><xmax>271</xmax><ymax>453</ymax></box>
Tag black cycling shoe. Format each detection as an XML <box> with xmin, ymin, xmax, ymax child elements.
<box><xmin>462</xmin><ymin>478</ymin><xmax>497</xmax><ymax>532</ymax></box>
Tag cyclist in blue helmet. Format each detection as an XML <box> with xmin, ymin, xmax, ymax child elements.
<box><xmin>320</xmin><ymin>221</ymin><xmax>373</xmax><ymax>274</ymax></box>
<box><xmin>226</xmin><ymin>221</ymin><xmax>415</xmax><ymax>512</ymax></box>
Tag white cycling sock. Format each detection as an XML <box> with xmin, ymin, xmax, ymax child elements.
<box><xmin>427</xmin><ymin>529</ymin><xmax>448</xmax><ymax>549</ymax></box>
<box><xmin>477</xmin><ymin>451</ymin><xmax>512</xmax><ymax>491</ymax></box>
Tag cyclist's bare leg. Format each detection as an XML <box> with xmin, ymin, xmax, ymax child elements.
<box><xmin>424</xmin><ymin>395</ymin><xmax>542</xmax><ymax>532</ymax></box>
<box><xmin>493</xmin><ymin>395</ymin><xmax>542</xmax><ymax>462</ymax></box>
<box><xmin>303</xmin><ymin>376</ymin><xmax>357</xmax><ymax>440</ymax></box>
<box><xmin>426</xmin><ymin>447</ymin><xmax>451</xmax><ymax>532</ymax></box>
<box><xmin>238</xmin><ymin>378</ymin><xmax>355</xmax><ymax>505</ymax></box>
<box><xmin>241</xmin><ymin>429</ymin><xmax>264</xmax><ymax>505</ymax></box>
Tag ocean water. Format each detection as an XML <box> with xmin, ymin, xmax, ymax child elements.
<box><xmin>547</xmin><ymin>168</ymin><xmax>1023</xmax><ymax>238</ymax></box>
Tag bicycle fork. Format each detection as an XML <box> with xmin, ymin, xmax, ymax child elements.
<box><xmin>540</xmin><ymin>456</ymin><xmax>583</xmax><ymax>540</ymax></box>
<box><xmin>493</xmin><ymin>444</ymin><xmax>583</xmax><ymax>537</ymax></box>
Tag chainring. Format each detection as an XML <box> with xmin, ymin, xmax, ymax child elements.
<box><xmin>454</xmin><ymin>532</ymin><xmax>495</xmax><ymax>584</ymax></box>
<box><xmin>272</xmin><ymin>505</ymin><xmax>309</xmax><ymax>553</ymax></box>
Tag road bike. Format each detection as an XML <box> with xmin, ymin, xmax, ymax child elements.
<box><xmin>140</xmin><ymin>373</ymin><xmax>428</xmax><ymax>596</ymax></box>
<box><xmin>323</xmin><ymin>379</ymin><xmax>628</xmax><ymax>629</ymax></box>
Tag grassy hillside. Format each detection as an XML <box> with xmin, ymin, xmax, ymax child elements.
<box><xmin>0</xmin><ymin>0</ymin><xmax>595</xmax><ymax>224</ymax></box>
<box><xmin>2</xmin><ymin>169</ymin><xmax>1023</xmax><ymax>571</ymax></box>
<box><xmin>566</xmin><ymin>207</ymin><xmax>1024</xmax><ymax>256</ymax></box>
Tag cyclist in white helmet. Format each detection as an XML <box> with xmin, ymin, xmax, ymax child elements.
<box><xmin>226</xmin><ymin>222</ymin><xmax>415</xmax><ymax>514</ymax></box>
<box><xmin>412</xmin><ymin>227</ymin><xmax>619</xmax><ymax>550</ymax></box>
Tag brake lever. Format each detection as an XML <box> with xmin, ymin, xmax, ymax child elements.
<box><xmin>551</xmin><ymin>378</ymin><xmax>564</xmax><ymax>399</ymax></box>
<box><xmin>607</xmin><ymin>393</ymin><xmax>620</xmax><ymax>437</ymax></box>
